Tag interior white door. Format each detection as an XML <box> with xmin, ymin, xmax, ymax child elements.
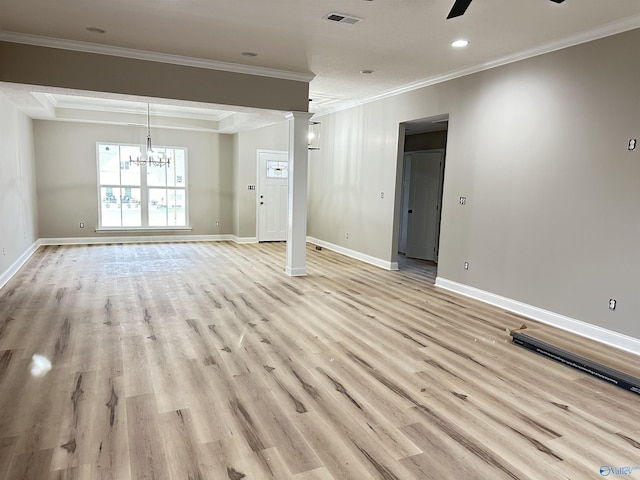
<box><xmin>405</xmin><ymin>151</ymin><xmax>443</xmax><ymax>261</ymax></box>
<box><xmin>258</xmin><ymin>150</ymin><xmax>289</xmax><ymax>242</ymax></box>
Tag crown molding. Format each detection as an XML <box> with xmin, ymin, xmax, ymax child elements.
<box><xmin>43</xmin><ymin>93</ymin><xmax>235</xmax><ymax>122</ymax></box>
<box><xmin>314</xmin><ymin>13</ymin><xmax>640</xmax><ymax>116</ymax></box>
<box><xmin>0</xmin><ymin>31</ymin><xmax>315</xmax><ymax>83</ymax></box>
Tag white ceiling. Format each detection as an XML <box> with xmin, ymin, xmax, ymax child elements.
<box><xmin>2</xmin><ymin>0</ymin><xmax>640</xmax><ymax>131</ymax></box>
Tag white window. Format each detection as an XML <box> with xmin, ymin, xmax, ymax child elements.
<box><xmin>266</xmin><ymin>160</ymin><xmax>288</xmax><ymax>178</ymax></box>
<box><xmin>97</xmin><ymin>143</ymin><xmax>187</xmax><ymax>228</ymax></box>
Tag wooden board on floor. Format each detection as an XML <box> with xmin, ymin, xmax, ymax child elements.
<box><xmin>512</xmin><ymin>327</ymin><xmax>640</xmax><ymax>379</ymax></box>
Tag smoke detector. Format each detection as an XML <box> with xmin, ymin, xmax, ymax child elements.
<box><xmin>325</xmin><ymin>13</ymin><xmax>361</xmax><ymax>25</ymax></box>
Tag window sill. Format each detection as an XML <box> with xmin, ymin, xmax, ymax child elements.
<box><xmin>95</xmin><ymin>227</ymin><xmax>193</xmax><ymax>233</ymax></box>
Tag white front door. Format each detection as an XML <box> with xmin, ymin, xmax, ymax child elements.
<box><xmin>405</xmin><ymin>151</ymin><xmax>443</xmax><ymax>261</ymax></box>
<box><xmin>258</xmin><ymin>150</ymin><xmax>289</xmax><ymax>242</ymax></box>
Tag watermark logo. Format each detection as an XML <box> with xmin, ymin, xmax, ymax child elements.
<box><xmin>600</xmin><ymin>465</ymin><xmax>640</xmax><ymax>476</ymax></box>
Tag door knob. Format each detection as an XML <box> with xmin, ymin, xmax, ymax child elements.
<box><xmin>260</xmin><ymin>202</ymin><xmax>264</xmax><ymax>205</ymax></box>
<box><xmin>408</xmin><ymin>209</ymin><xmax>413</xmax><ymax>213</ymax></box>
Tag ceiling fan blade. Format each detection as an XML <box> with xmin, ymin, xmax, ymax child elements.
<box><xmin>447</xmin><ymin>0</ymin><xmax>473</xmax><ymax>19</ymax></box>
<box><xmin>447</xmin><ymin>0</ymin><xmax>564</xmax><ymax>19</ymax></box>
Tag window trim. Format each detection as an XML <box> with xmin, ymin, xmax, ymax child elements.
<box><xmin>96</xmin><ymin>142</ymin><xmax>189</xmax><ymax>230</ymax></box>
<box><xmin>95</xmin><ymin>226</ymin><xmax>193</xmax><ymax>233</ymax></box>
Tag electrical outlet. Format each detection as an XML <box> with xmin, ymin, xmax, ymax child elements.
<box><xmin>609</xmin><ymin>298</ymin><xmax>617</xmax><ymax>310</ymax></box>
<box><xmin>629</xmin><ymin>139</ymin><xmax>636</xmax><ymax>151</ymax></box>
<box><xmin>216</xmin><ymin>221</ymin><xmax>220</xmax><ymax>226</ymax></box>
<box><xmin>2</xmin><ymin>248</ymin><xmax>6</xmax><ymax>256</ymax></box>
<box><xmin>346</xmin><ymin>232</ymin><xmax>349</xmax><ymax>239</ymax></box>
<box><xmin>380</xmin><ymin>192</ymin><xmax>384</xmax><ymax>199</ymax></box>
<box><xmin>79</xmin><ymin>222</ymin><xmax>85</xmax><ymax>228</ymax></box>
<box><xmin>464</xmin><ymin>261</ymin><xmax>469</xmax><ymax>270</ymax></box>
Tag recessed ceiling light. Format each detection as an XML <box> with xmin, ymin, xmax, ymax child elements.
<box><xmin>451</xmin><ymin>39</ymin><xmax>469</xmax><ymax>48</ymax></box>
<box><xmin>86</xmin><ymin>27</ymin><xmax>106</xmax><ymax>34</ymax></box>
<box><xmin>360</xmin><ymin>69</ymin><xmax>374</xmax><ymax>74</ymax></box>
<box><xmin>241</xmin><ymin>52</ymin><xmax>258</xmax><ymax>57</ymax></box>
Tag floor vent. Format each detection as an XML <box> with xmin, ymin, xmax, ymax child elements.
<box><xmin>325</xmin><ymin>13</ymin><xmax>361</xmax><ymax>25</ymax></box>
<box><xmin>511</xmin><ymin>331</ymin><xmax>640</xmax><ymax>396</ymax></box>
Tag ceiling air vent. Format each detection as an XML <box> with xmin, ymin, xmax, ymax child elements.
<box><xmin>325</xmin><ymin>12</ymin><xmax>361</xmax><ymax>25</ymax></box>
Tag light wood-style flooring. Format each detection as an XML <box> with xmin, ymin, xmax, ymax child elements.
<box><xmin>0</xmin><ymin>242</ymin><xmax>638</xmax><ymax>479</ymax></box>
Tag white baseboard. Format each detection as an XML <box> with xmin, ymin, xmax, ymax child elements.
<box><xmin>435</xmin><ymin>277</ymin><xmax>640</xmax><ymax>356</ymax></box>
<box><xmin>39</xmin><ymin>234</ymin><xmax>232</xmax><ymax>245</ymax></box>
<box><xmin>285</xmin><ymin>266</ymin><xmax>307</xmax><ymax>277</ymax></box>
<box><xmin>0</xmin><ymin>241</ymin><xmax>40</xmax><ymax>291</ymax></box>
<box><xmin>307</xmin><ymin>236</ymin><xmax>398</xmax><ymax>271</ymax></box>
<box><xmin>232</xmin><ymin>236</ymin><xmax>258</xmax><ymax>244</ymax></box>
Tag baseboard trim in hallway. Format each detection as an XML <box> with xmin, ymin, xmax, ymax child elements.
<box><xmin>306</xmin><ymin>236</ymin><xmax>398</xmax><ymax>271</ymax></box>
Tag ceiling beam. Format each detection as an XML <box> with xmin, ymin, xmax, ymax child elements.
<box><xmin>0</xmin><ymin>41</ymin><xmax>310</xmax><ymax>113</ymax></box>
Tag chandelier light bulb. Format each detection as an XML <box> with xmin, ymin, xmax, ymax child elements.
<box><xmin>129</xmin><ymin>104</ymin><xmax>170</xmax><ymax>167</ymax></box>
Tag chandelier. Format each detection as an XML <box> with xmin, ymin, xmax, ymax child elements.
<box><xmin>130</xmin><ymin>104</ymin><xmax>171</xmax><ymax>167</ymax></box>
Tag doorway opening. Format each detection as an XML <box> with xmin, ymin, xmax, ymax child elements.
<box><xmin>396</xmin><ymin>114</ymin><xmax>448</xmax><ymax>282</ymax></box>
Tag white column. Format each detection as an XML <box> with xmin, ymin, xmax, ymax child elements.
<box><xmin>285</xmin><ymin>111</ymin><xmax>314</xmax><ymax>276</ymax></box>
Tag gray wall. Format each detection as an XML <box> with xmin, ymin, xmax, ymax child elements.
<box><xmin>308</xmin><ymin>28</ymin><xmax>640</xmax><ymax>339</ymax></box>
<box><xmin>0</xmin><ymin>92</ymin><xmax>38</xmax><ymax>274</ymax></box>
<box><xmin>34</xmin><ymin>121</ymin><xmax>233</xmax><ymax>238</ymax></box>
<box><xmin>232</xmin><ymin>121</ymin><xmax>289</xmax><ymax>239</ymax></box>
<box><xmin>307</xmin><ymin>98</ymin><xmax>402</xmax><ymax>259</ymax></box>
<box><xmin>0</xmin><ymin>41</ymin><xmax>310</xmax><ymax>113</ymax></box>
